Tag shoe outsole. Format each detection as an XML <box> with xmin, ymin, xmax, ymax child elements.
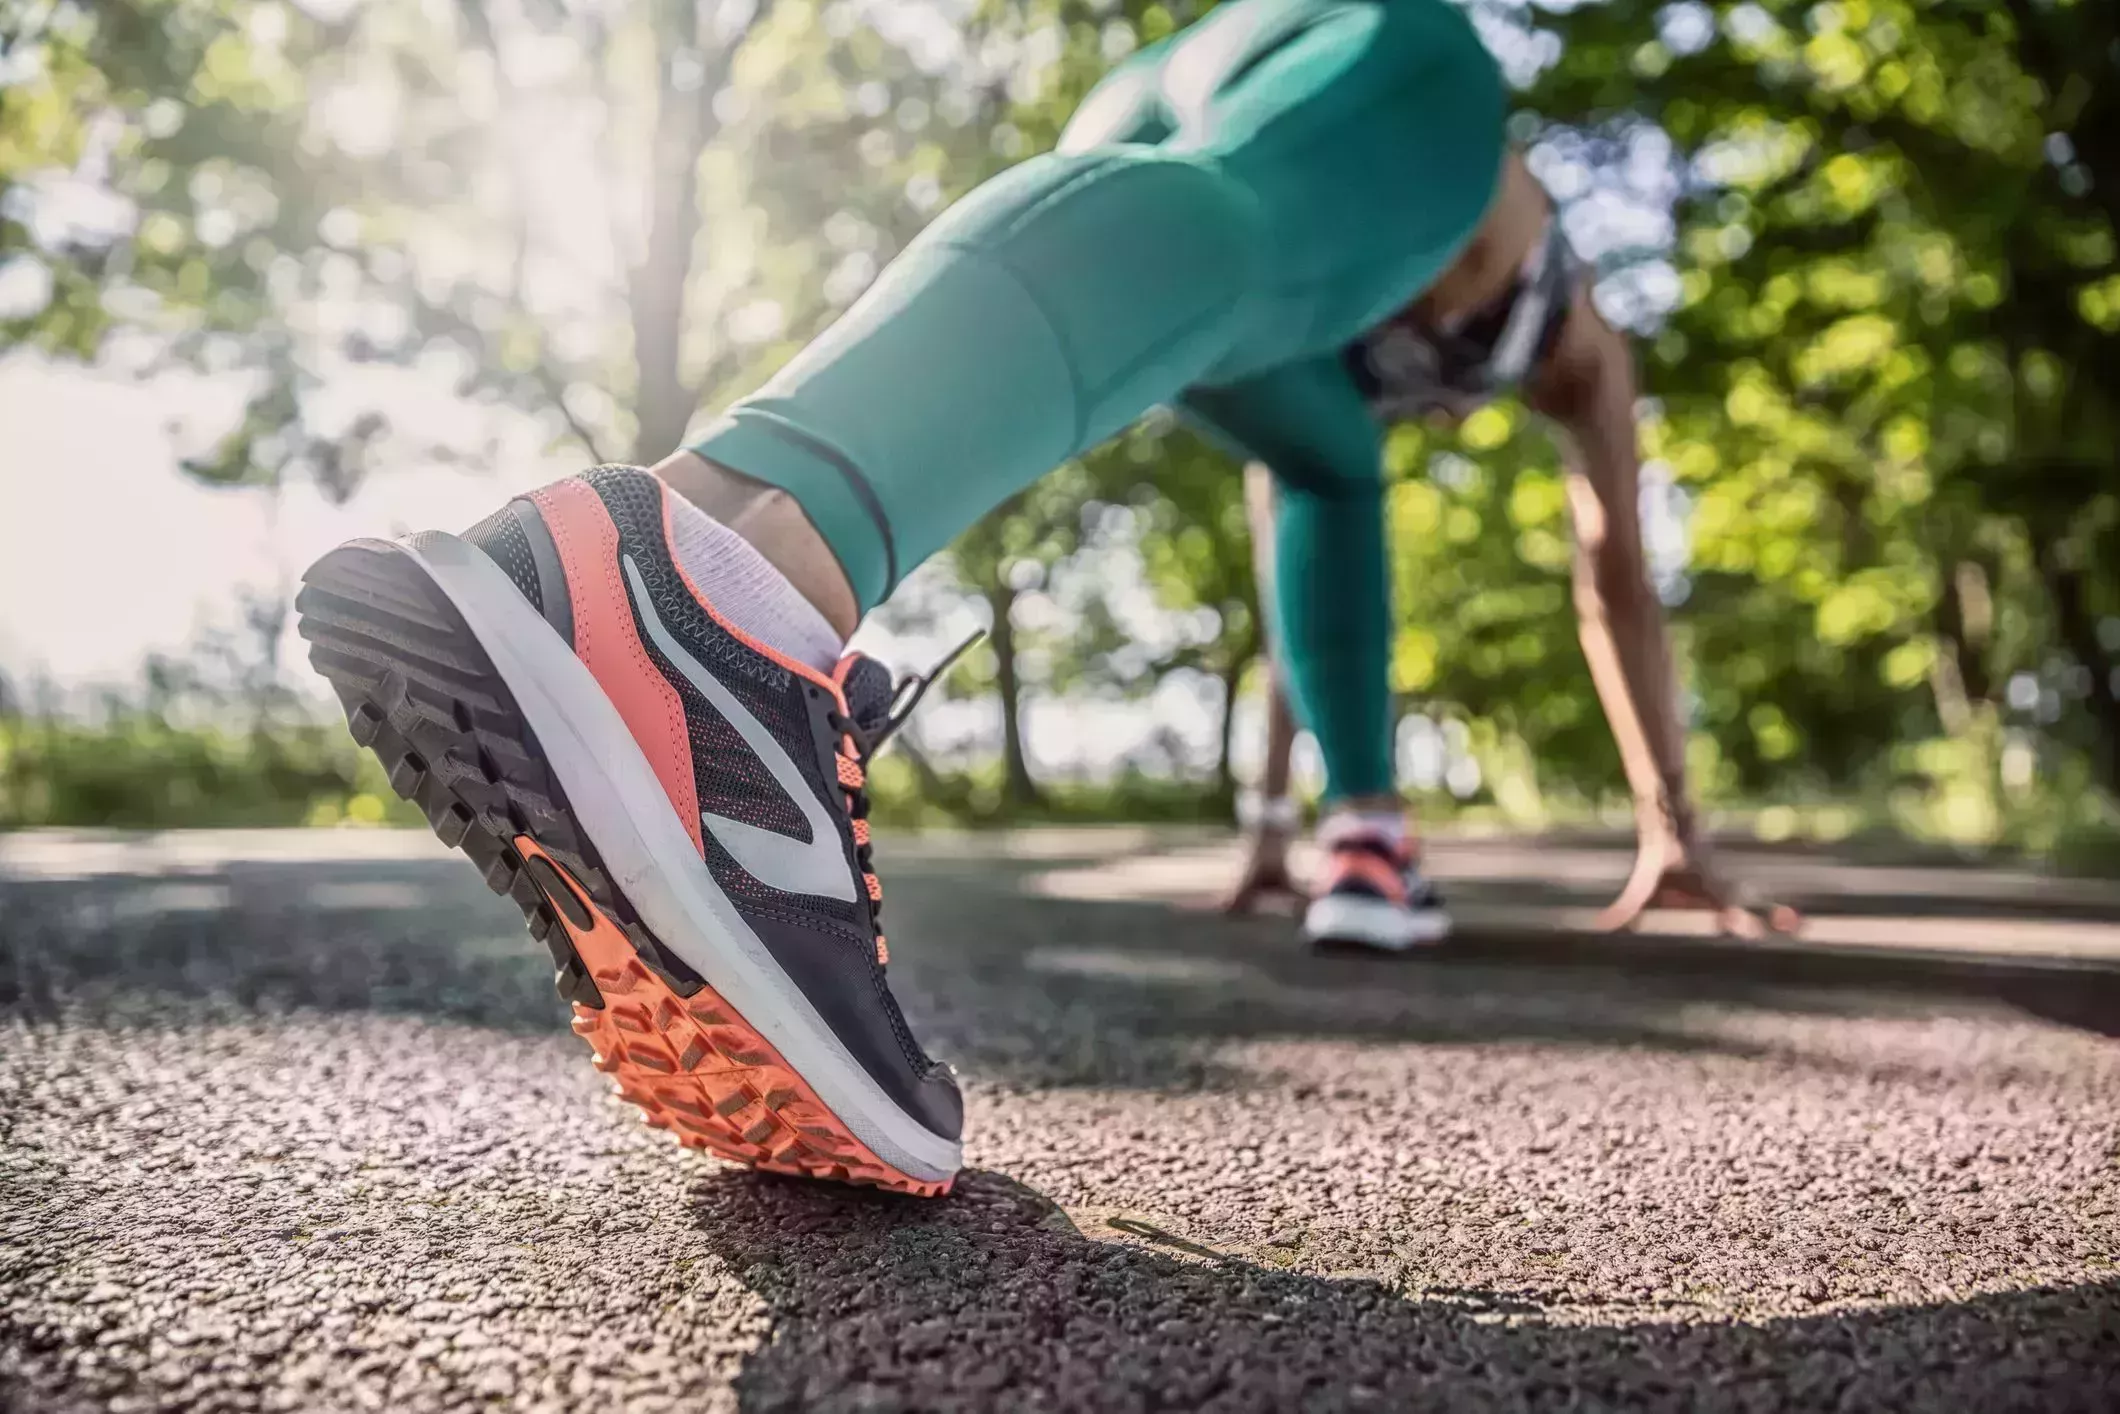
<box><xmin>1302</xmin><ymin>893</ymin><xmax>1453</xmax><ymax>953</ymax></box>
<box><xmin>295</xmin><ymin>541</ymin><xmax>951</xmax><ymax>1198</ymax></box>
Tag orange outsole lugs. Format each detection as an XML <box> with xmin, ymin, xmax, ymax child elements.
<box><xmin>516</xmin><ymin>837</ymin><xmax>953</xmax><ymax>1198</ymax></box>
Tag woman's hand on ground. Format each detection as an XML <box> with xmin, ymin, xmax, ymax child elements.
<box><xmin>1594</xmin><ymin>832</ymin><xmax>1802</xmax><ymax>938</ymax></box>
<box><xmin>1220</xmin><ymin>834</ymin><xmax>1307</xmax><ymax>915</ymax></box>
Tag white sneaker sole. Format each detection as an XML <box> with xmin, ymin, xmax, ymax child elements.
<box><xmin>1302</xmin><ymin>893</ymin><xmax>1453</xmax><ymax>951</ymax></box>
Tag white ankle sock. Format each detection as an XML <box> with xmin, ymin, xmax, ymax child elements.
<box><xmin>663</xmin><ymin>489</ymin><xmax>844</xmax><ymax>673</ymax></box>
<box><xmin>1320</xmin><ymin>809</ymin><xmax>1412</xmax><ymax>848</ymax></box>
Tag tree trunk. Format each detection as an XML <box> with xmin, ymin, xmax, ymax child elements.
<box><xmin>627</xmin><ymin>0</ymin><xmax>788</xmax><ymax>461</ymax></box>
<box><xmin>2039</xmin><ymin>541</ymin><xmax>2120</xmax><ymax>799</ymax></box>
<box><xmin>1210</xmin><ymin>652</ymin><xmax>1249</xmax><ymax>822</ymax></box>
<box><xmin>986</xmin><ymin>585</ymin><xmax>1042</xmax><ymax>810</ymax></box>
<box><xmin>1935</xmin><ymin>558</ymin><xmax>1995</xmax><ymax>710</ymax></box>
<box><xmin>627</xmin><ymin>6</ymin><xmax>709</xmax><ymax>462</ymax></box>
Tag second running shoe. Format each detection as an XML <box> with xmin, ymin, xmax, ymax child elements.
<box><xmin>296</xmin><ymin>465</ymin><xmax>963</xmax><ymax>1195</ymax></box>
<box><xmin>1301</xmin><ymin>823</ymin><xmax>1453</xmax><ymax>951</ymax></box>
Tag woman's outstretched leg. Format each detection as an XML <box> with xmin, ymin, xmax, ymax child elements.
<box><xmin>671</xmin><ymin>145</ymin><xmax>1268</xmax><ymax>624</ymax></box>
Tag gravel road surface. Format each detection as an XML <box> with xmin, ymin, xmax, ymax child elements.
<box><xmin>3</xmin><ymin>828</ymin><xmax>2116</xmax><ymax>1412</ymax></box>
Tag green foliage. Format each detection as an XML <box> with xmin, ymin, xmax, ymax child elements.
<box><xmin>1516</xmin><ymin>0</ymin><xmax>2120</xmax><ymax>818</ymax></box>
<box><xmin>9</xmin><ymin>0</ymin><xmax>2120</xmax><ymax>851</ymax></box>
<box><xmin>862</xmin><ymin>747</ymin><xmax>1234</xmax><ymax>828</ymax></box>
<box><xmin>0</xmin><ymin>712</ymin><xmax>406</xmax><ymax>829</ymax></box>
<box><xmin>3</xmin><ymin>0</ymin><xmax>971</xmax><ymax>484</ymax></box>
<box><xmin>0</xmin><ymin>597</ymin><xmax>416</xmax><ymax>829</ymax></box>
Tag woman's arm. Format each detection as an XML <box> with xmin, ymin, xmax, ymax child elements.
<box><xmin>1224</xmin><ymin>463</ymin><xmax>1306</xmax><ymax>913</ymax></box>
<box><xmin>1528</xmin><ymin>290</ymin><xmax>1797</xmax><ymax>936</ymax></box>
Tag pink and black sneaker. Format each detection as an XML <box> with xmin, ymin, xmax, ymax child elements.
<box><xmin>1301</xmin><ymin>819</ymin><xmax>1452</xmax><ymax>951</ymax></box>
<box><xmin>296</xmin><ymin>465</ymin><xmax>962</xmax><ymax>1195</ymax></box>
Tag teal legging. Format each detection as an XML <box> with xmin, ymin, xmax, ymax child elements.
<box><xmin>691</xmin><ymin>0</ymin><xmax>1504</xmax><ymax>800</ymax></box>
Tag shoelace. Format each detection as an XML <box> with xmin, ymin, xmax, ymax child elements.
<box><xmin>826</xmin><ymin>631</ymin><xmax>984</xmax><ymax>966</ymax></box>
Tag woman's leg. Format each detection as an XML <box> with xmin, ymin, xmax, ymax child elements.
<box><xmin>1182</xmin><ymin>356</ymin><xmax>1395</xmax><ymax>803</ymax></box>
<box><xmin>1271</xmin><ymin>473</ymin><xmax>1396</xmax><ymax>801</ymax></box>
<box><xmin>687</xmin><ymin>146</ymin><xmax>1268</xmax><ymax>612</ymax></box>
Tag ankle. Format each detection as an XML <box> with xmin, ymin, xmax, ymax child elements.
<box><xmin>649</xmin><ymin>450</ymin><xmax>863</xmax><ymax>638</ymax></box>
<box><xmin>1319</xmin><ymin>801</ymin><xmax>1415</xmax><ymax>853</ymax></box>
<box><xmin>1332</xmin><ymin>792</ymin><xmax>1403</xmax><ymax>817</ymax></box>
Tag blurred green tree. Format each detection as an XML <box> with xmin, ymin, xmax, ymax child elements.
<box><xmin>9</xmin><ymin>0</ymin><xmax>2118</xmax><ymax>841</ymax></box>
<box><xmin>1</xmin><ymin>0</ymin><xmax>976</xmax><ymax>484</ymax></box>
<box><xmin>1520</xmin><ymin>0</ymin><xmax>2120</xmax><ymax>823</ymax></box>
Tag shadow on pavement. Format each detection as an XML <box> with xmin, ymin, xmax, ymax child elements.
<box><xmin>889</xmin><ymin>882</ymin><xmax>2120</xmax><ymax>1089</ymax></box>
<box><xmin>692</xmin><ymin>1167</ymin><xmax>2119</xmax><ymax>1413</ymax></box>
<box><xmin>0</xmin><ymin>862</ymin><xmax>572</xmax><ymax>1033</ymax></box>
<box><xmin>899</xmin><ymin>832</ymin><xmax>2120</xmax><ymax>926</ymax></box>
<box><xmin>6</xmin><ymin>853</ymin><xmax>2120</xmax><ymax>1094</ymax></box>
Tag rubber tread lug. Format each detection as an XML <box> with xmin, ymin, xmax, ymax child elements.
<box><xmin>524</xmin><ymin>853</ymin><xmax>594</xmax><ymax>930</ymax></box>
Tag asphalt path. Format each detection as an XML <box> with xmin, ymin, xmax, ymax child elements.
<box><xmin>2</xmin><ymin>828</ymin><xmax>2116</xmax><ymax>1412</ymax></box>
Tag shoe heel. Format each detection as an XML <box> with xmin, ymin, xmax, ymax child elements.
<box><xmin>296</xmin><ymin>541</ymin><xmax>615</xmax><ymax>1007</ymax></box>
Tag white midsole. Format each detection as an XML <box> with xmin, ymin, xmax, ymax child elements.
<box><xmin>1302</xmin><ymin>893</ymin><xmax>1453</xmax><ymax>951</ymax></box>
<box><xmin>388</xmin><ymin>531</ymin><xmax>961</xmax><ymax>1183</ymax></box>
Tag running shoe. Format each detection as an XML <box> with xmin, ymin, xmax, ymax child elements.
<box><xmin>1300</xmin><ymin>824</ymin><xmax>1452</xmax><ymax>951</ymax></box>
<box><xmin>295</xmin><ymin>465</ymin><xmax>963</xmax><ymax>1195</ymax></box>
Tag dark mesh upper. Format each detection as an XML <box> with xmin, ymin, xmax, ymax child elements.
<box><xmin>579</xmin><ymin>466</ymin><xmax>947</xmax><ymax>1089</ymax></box>
<box><xmin>687</xmin><ymin>689</ymin><xmax>813</xmax><ymax>844</ymax></box>
<box><xmin>580</xmin><ymin>466</ymin><xmax>859</xmax><ymax>925</ymax></box>
<box><xmin>582</xmin><ymin>468</ymin><xmax>816</xmax><ymax>840</ymax></box>
<box><xmin>840</xmin><ymin>655</ymin><xmax>897</xmax><ymax>731</ymax></box>
<box><xmin>463</xmin><ymin>504</ymin><xmax>542</xmax><ymax>607</ymax></box>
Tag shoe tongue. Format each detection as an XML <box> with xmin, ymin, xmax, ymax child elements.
<box><xmin>836</xmin><ymin>653</ymin><xmax>899</xmax><ymax>733</ymax></box>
